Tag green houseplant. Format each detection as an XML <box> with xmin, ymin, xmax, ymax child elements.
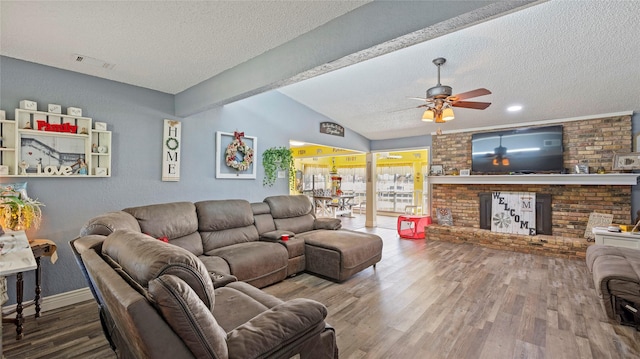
<box><xmin>262</xmin><ymin>147</ymin><xmax>295</xmax><ymax>188</ymax></box>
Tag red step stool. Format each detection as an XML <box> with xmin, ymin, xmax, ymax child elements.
<box><xmin>397</xmin><ymin>215</ymin><xmax>432</xmax><ymax>239</ymax></box>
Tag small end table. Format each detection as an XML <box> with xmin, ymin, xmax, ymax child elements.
<box><xmin>397</xmin><ymin>215</ymin><xmax>432</xmax><ymax>239</ymax></box>
<box><xmin>2</xmin><ymin>238</ymin><xmax>56</xmax><ymax>340</ymax></box>
<box><xmin>0</xmin><ymin>231</ymin><xmax>37</xmax><ymax>355</ymax></box>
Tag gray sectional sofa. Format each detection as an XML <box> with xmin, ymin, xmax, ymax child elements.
<box><xmin>586</xmin><ymin>244</ymin><xmax>640</xmax><ymax>328</ymax></box>
<box><xmin>71</xmin><ymin>195</ymin><xmax>383</xmax><ymax>358</ymax></box>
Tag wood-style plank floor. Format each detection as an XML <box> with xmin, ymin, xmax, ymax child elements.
<box><xmin>3</xmin><ymin>215</ymin><xmax>639</xmax><ymax>358</ymax></box>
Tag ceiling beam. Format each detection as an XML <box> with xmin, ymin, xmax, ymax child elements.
<box><xmin>175</xmin><ymin>0</ymin><xmax>541</xmax><ymax>118</ymax></box>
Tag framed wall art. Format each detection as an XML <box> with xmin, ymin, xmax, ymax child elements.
<box><xmin>430</xmin><ymin>165</ymin><xmax>443</xmax><ymax>176</ymax></box>
<box><xmin>612</xmin><ymin>152</ymin><xmax>640</xmax><ymax>170</ymax></box>
<box><xmin>575</xmin><ymin>159</ymin><xmax>589</xmax><ymax>174</ymax></box>
<box><xmin>216</xmin><ymin>131</ymin><xmax>257</xmax><ymax>179</ymax></box>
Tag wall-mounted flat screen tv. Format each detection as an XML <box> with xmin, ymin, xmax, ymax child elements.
<box><xmin>471</xmin><ymin>125</ymin><xmax>564</xmax><ymax>174</ymax></box>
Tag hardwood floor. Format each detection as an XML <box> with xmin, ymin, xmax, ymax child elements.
<box><xmin>3</xmin><ymin>215</ymin><xmax>639</xmax><ymax>358</ymax></box>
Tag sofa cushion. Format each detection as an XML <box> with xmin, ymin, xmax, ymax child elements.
<box><xmin>251</xmin><ymin>202</ymin><xmax>277</xmax><ymax>235</ymax></box>
<box><xmin>80</xmin><ymin>211</ymin><xmax>142</xmax><ymax>236</ymax></box>
<box><xmin>198</xmin><ymin>255</ymin><xmax>231</xmax><ymax>275</ymax></box>
<box><xmin>314</xmin><ymin>218</ymin><xmax>342</xmax><ymax>230</ymax></box>
<box><xmin>207</xmin><ymin>242</ymin><xmax>288</xmax><ymax>287</ymax></box>
<box><xmin>200</xmin><ymin>226</ymin><xmax>261</xmax><ymax>252</ymax></box>
<box><xmin>264</xmin><ymin>195</ymin><xmax>313</xmax><ymax>218</ymax></box>
<box><xmin>196</xmin><ymin>200</ymin><xmax>254</xmax><ymax>231</ymax></box>
<box><xmin>264</xmin><ymin>195</ymin><xmax>316</xmax><ymax>233</ymax></box>
<box><xmin>196</xmin><ymin>200</ymin><xmax>260</xmax><ymax>251</ymax></box>
<box><xmin>149</xmin><ymin>274</ymin><xmax>228</xmax><ymax>359</ymax></box>
<box><xmin>301</xmin><ymin>229</ymin><xmax>382</xmax><ymax>270</ymax></box>
<box><xmin>213</xmin><ymin>281</ymin><xmax>283</xmax><ymax>332</ymax></box>
<box><xmin>301</xmin><ymin>229</ymin><xmax>383</xmax><ymax>281</ymax></box>
<box><xmin>103</xmin><ymin>230</ymin><xmax>215</xmax><ymax>309</ymax></box>
<box><xmin>124</xmin><ymin>202</ymin><xmax>203</xmax><ymax>256</ymax></box>
<box><xmin>226</xmin><ymin>298</ymin><xmax>328</xmax><ymax>359</ymax></box>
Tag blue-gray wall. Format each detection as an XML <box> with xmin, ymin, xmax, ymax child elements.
<box><xmin>0</xmin><ymin>56</ymin><xmax>369</xmax><ymax>303</ymax></box>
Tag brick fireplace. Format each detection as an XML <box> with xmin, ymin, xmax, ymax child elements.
<box><xmin>425</xmin><ymin>114</ymin><xmax>635</xmax><ymax>259</ymax></box>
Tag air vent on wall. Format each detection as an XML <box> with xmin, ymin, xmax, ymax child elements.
<box><xmin>72</xmin><ymin>54</ymin><xmax>115</xmax><ymax>70</ymax></box>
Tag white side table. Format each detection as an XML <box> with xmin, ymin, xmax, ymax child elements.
<box><xmin>0</xmin><ymin>231</ymin><xmax>37</xmax><ymax>357</ymax></box>
<box><xmin>592</xmin><ymin>227</ymin><xmax>640</xmax><ymax>249</ymax></box>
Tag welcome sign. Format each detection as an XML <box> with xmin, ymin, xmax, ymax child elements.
<box><xmin>491</xmin><ymin>191</ymin><xmax>536</xmax><ymax>235</ymax></box>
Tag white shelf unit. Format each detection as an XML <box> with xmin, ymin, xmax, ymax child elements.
<box><xmin>90</xmin><ymin>130</ymin><xmax>111</xmax><ymax>176</ymax></box>
<box><xmin>0</xmin><ymin>109</ymin><xmax>112</xmax><ymax>177</ymax></box>
<box><xmin>0</xmin><ymin>119</ymin><xmax>17</xmax><ymax>173</ymax></box>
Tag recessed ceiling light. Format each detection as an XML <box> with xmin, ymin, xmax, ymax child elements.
<box><xmin>507</xmin><ymin>105</ymin><xmax>523</xmax><ymax>112</ymax></box>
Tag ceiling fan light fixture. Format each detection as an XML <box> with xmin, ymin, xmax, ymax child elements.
<box><xmin>442</xmin><ymin>107</ymin><xmax>455</xmax><ymax>121</ymax></box>
<box><xmin>421</xmin><ymin>109</ymin><xmax>435</xmax><ymax>122</ymax></box>
<box><xmin>502</xmin><ymin>158</ymin><xmax>510</xmax><ymax>166</ymax></box>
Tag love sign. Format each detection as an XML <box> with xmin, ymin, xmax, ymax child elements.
<box><xmin>36</xmin><ymin>164</ymin><xmax>74</xmax><ymax>176</ymax></box>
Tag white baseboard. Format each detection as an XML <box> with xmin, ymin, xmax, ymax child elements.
<box><xmin>2</xmin><ymin>287</ymin><xmax>93</xmax><ymax>317</ymax></box>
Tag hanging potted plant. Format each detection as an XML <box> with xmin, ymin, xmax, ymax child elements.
<box><xmin>262</xmin><ymin>147</ymin><xmax>295</xmax><ymax>188</ymax></box>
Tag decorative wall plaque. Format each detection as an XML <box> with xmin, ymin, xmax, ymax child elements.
<box><xmin>320</xmin><ymin>122</ymin><xmax>344</xmax><ymax>137</ymax></box>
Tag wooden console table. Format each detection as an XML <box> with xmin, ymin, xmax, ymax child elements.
<box><xmin>0</xmin><ymin>231</ymin><xmax>37</xmax><ymax>355</ymax></box>
<box><xmin>1</xmin><ymin>237</ymin><xmax>56</xmax><ymax>340</ymax></box>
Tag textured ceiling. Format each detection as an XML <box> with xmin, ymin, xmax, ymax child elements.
<box><xmin>0</xmin><ymin>0</ymin><xmax>369</xmax><ymax>94</ymax></box>
<box><xmin>279</xmin><ymin>0</ymin><xmax>640</xmax><ymax>140</ymax></box>
<box><xmin>1</xmin><ymin>1</ymin><xmax>638</xmax><ymax>142</ymax></box>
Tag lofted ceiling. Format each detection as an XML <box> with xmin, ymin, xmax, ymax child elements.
<box><xmin>1</xmin><ymin>1</ymin><xmax>639</xmax><ymax>141</ymax></box>
<box><xmin>279</xmin><ymin>0</ymin><xmax>640</xmax><ymax>139</ymax></box>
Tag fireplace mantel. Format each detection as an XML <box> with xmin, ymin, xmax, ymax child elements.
<box><xmin>428</xmin><ymin>173</ymin><xmax>639</xmax><ymax>185</ymax></box>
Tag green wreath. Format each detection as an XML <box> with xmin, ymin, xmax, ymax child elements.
<box><xmin>166</xmin><ymin>137</ymin><xmax>179</xmax><ymax>151</ymax></box>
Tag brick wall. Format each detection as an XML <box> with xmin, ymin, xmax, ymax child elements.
<box><xmin>431</xmin><ymin>183</ymin><xmax>631</xmax><ymax>238</ymax></box>
<box><xmin>431</xmin><ymin>115</ymin><xmax>632</xmax><ymax>173</ymax></box>
<box><xmin>427</xmin><ymin>115</ymin><xmax>633</xmax><ymax>257</ymax></box>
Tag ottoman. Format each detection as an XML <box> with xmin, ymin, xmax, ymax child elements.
<box><xmin>300</xmin><ymin>229</ymin><xmax>383</xmax><ymax>282</ymax></box>
<box><xmin>586</xmin><ymin>244</ymin><xmax>640</xmax><ymax>328</ymax></box>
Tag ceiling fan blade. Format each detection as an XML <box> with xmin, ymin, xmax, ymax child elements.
<box><xmin>388</xmin><ymin>104</ymin><xmax>430</xmax><ymax>113</ymax></box>
<box><xmin>452</xmin><ymin>101</ymin><xmax>491</xmax><ymax>110</ymax></box>
<box><xmin>449</xmin><ymin>88</ymin><xmax>491</xmax><ymax>101</ymax></box>
<box><xmin>408</xmin><ymin>97</ymin><xmax>435</xmax><ymax>103</ymax></box>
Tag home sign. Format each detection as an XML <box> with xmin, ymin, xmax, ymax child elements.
<box><xmin>162</xmin><ymin>119</ymin><xmax>181</xmax><ymax>181</ymax></box>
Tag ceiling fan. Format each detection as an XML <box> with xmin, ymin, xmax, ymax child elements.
<box><xmin>412</xmin><ymin>57</ymin><xmax>492</xmax><ymax>123</ymax></box>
